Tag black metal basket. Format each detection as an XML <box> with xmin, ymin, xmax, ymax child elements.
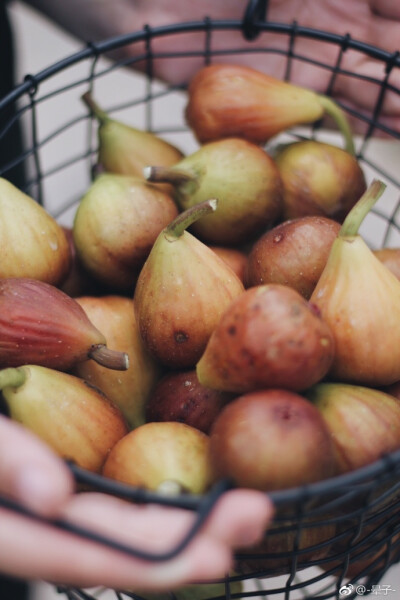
<box><xmin>1</xmin><ymin>1</ymin><xmax>400</xmax><ymax>598</ymax></box>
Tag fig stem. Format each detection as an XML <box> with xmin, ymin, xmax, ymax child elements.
<box><xmin>340</xmin><ymin>179</ymin><xmax>387</xmax><ymax>238</ymax></box>
<box><xmin>144</xmin><ymin>165</ymin><xmax>196</xmax><ymax>186</ymax></box>
<box><xmin>0</xmin><ymin>367</ymin><xmax>26</xmax><ymax>391</ymax></box>
<box><xmin>318</xmin><ymin>95</ymin><xmax>356</xmax><ymax>156</ymax></box>
<box><xmin>164</xmin><ymin>199</ymin><xmax>218</xmax><ymax>240</ymax></box>
<box><xmin>88</xmin><ymin>345</ymin><xmax>129</xmax><ymax>371</ymax></box>
<box><xmin>81</xmin><ymin>92</ymin><xmax>109</xmax><ymax>125</ymax></box>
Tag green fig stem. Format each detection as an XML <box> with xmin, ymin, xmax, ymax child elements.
<box><xmin>157</xmin><ymin>480</ymin><xmax>185</xmax><ymax>496</ymax></box>
<box><xmin>0</xmin><ymin>367</ymin><xmax>27</xmax><ymax>391</ymax></box>
<box><xmin>88</xmin><ymin>345</ymin><xmax>129</xmax><ymax>371</ymax></box>
<box><xmin>81</xmin><ymin>92</ymin><xmax>110</xmax><ymax>125</ymax></box>
<box><xmin>340</xmin><ymin>179</ymin><xmax>387</xmax><ymax>238</ymax></box>
<box><xmin>165</xmin><ymin>199</ymin><xmax>218</xmax><ymax>240</ymax></box>
<box><xmin>144</xmin><ymin>165</ymin><xmax>196</xmax><ymax>186</ymax></box>
<box><xmin>317</xmin><ymin>94</ymin><xmax>356</xmax><ymax>156</ymax></box>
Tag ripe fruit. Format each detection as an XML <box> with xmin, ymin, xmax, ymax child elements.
<box><xmin>209</xmin><ymin>389</ymin><xmax>336</xmax><ymax>491</ymax></box>
<box><xmin>197</xmin><ymin>284</ymin><xmax>334</xmax><ymax>394</ymax></box>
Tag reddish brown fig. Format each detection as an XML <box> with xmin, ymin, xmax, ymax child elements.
<box><xmin>0</xmin><ymin>278</ymin><xmax>128</xmax><ymax>371</ymax></box>
<box><xmin>185</xmin><ymin>64</ymin><xmax>355</xmax><ymax>153</ymax></box>
<box><xmin>209</xmin><ymin>389</ymin><xmax>336</xmax><ymax>491</ymax></box>
<box><xmin>374</xmin><ymin>247</ymin><xmax>400</xmax><ymax>280</ymax></box>
<box><xmin>145</xmin><ymin>370</ymin><xmax>232</xmax><ymax>434</ymax></box>
<box><xmin>196</xmin><ymin>284</ymin><xmax>334</xmax><ymax>394</ymax></box>
<box><xmin>209</xmin><ymin>246</ymin><xmax>248</xmax><ymax>285</ymax></box>
<box><xmin>245</xmin><ymin>216</ymin><xmax>341</xmax><ymax>298</ymax></box>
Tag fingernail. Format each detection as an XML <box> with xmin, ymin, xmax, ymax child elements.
<box><xmin>14</xmin><ymin>465</ymin><xmax>56</xmax><ymax>515</ymax></box>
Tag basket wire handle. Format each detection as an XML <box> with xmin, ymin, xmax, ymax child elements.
<box><xmin>0</xmin><ymin>475</ymin><xmax>234</xmax><ymax>562</ymax></box>
<box><xmin>242</xmin><ymin>0</ymin><xmax>269</xmax><ymax>41</ymax></box>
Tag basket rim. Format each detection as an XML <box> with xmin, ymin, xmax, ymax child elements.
<box><xmin>1</xmin><ymin>17</ymin><xmax>400</xmax><ymax>113</ymax></box>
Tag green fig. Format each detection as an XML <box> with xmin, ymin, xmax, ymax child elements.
<box><xmin>74</xmin><ymin>295</ymin><xmax>162</xmax><ymax>429</ymax></box>
<box><xmin>132</xmin><ymin>579</ymin><xmax>243</xmax><ymax>600</ymax></box>
<box><xmin>144</xmin><ymin>137</ymin><xmax>283</xmax><ymax>245</ymax></box>
<box><xmin>134</xmin><ymin>199</ymin><xmax>245</xmax><ymax>369</ymax></box>
<box><xmin>0</xmin><ymin>365</ymin><xmax>129</xmax><ymax>472</ymax></box>
<box><xmin>102</xmin><ymin>421</ymin><xmax>214</xmax><ymax>495</ymax></box>
<box><xmin>0</xmin><ymin>177</ymin><xmax>71</xmax><ymax>285</ymax></box>
<box><xmin>82</xmin><ymin>92</ymin><xmax>184</xmax><ymax>176</ymax></box>
<box><xmin>0</xmin><ymin>278</ymin><xmax>128</xmax><ymax>371</ymax></box>
<box><xmin>310</xmin><ymin>180</ymin><xmax>400</xmax><ymax>386</ymax></box>
<box><xmin>273</xmin><ymin>140</ymin><xmax>366</xmax><ymax>222</ymax></box>
<box><xmin>306</xmin><ymin>383</ymin><xmax>400</xmax><ymax>474</ymax></box>
<box><xmin>73</xmin><ymin>173</ymin><xmax>179</xmax><ymax>291</ymax></box>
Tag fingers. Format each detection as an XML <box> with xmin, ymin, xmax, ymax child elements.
<box><xmin>0</xmin><ymin>415</ymin><xmax>73</xmax><ymax>516</ymax></box>
<box><xmin>0</xmin><ymin>504</ymin><xmax>231</xmax><ymax>590</ymax></box>
<box><xmin>0</xmin><ymin>488</ymin><xmax>273</xmax><ymax>590</ymax></box>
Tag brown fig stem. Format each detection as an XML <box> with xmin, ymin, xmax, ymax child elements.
<box><xmin>81</xmin><ymin>92</ymin><xmax>109</xmax><ymax>125</ymax></box>
<box><xmin>340</xmin><ymin>179</ymin><xmax>386</xmax><ymax>238</ymax></box>
<box><xmin>0</xmin><ymin>367</ymin><xmax>27</xmax><ymax>391</ymax></box>
<box><xmin>88</xmin><ymin>345</ymin><xmax>129</xmax><ymax>371</ymax></box>
<box><xmin>144</xmin><ymin>165</ymin><xmax>196</xmax><ymax>186</ymax></box>
<box><xmin>318</xmin><ymin>95</ymin><xmax>356</xmax><ymax>156</ymax></box>
<box><xmin>165</xmin><ymin>199</ymin><xmax>218</xmax><ymax>240</ymax></box>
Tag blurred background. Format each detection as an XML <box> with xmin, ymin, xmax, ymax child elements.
<box><xmin>4</xmin><ymin>1</ymin><xmax>400</xmax><ymax>598</ymax></box>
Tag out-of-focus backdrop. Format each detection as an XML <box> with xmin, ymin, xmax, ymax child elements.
<box><xmin>4</xmin><ymin>1</ymin><xmax>400</xmax><ymax>598</ymax></box>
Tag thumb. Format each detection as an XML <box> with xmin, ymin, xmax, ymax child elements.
<box><xmin>0</xmin><ymin>415</ymin><xmax>74</xmax><ymax>517</ymax></box>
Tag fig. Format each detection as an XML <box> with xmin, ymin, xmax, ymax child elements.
<box><xmin>310</xmin><ymin>180</ymin><xmax>400</xmax><ymax>385</ymax></box>
<box><xmin>133</xmin><ymin>577</ymin><xmax>242</xmax><ymax>599</ymax></box>
<box><xmin>0</xmin><ymin>177</ymin><xmax>70</xmax><ymax>285</ymax></box>
<box><xmin>306</xmin><ymin>383</ymin><xmax>400</xmax><ymax>474</ymax></box>
<box><xmin>102</xmin><ymin>421</ymin><xmax>213</xmax><ymax>494</ymax></box>
<box><xmin>0</xmin><ymin>278</ymin><xmax>128</xmax><ymax>371</ymax></box>
<box><xmin>0</xmin><ymin>365</ymin><xmax>128</xmax><ymax>472</ymax></box>
<box><xmin>196</xmin><ymin>284</ymin><xmax>334</xmax><ymax>394</ymax></box>
<box><xmin>59</xmin><ymin>226</ymin><xmax>105</xmax><ymax>297</ymax></box>
<box><xmin>209</xmin><ymin>389</ymin><xmax>336</xmax><ymax>491</ymax></box>
<box><xmin>82</xmin><ymin>92</ymin><xmax>183</xmax><ymax>177</ymax></box>
<box><xmin>72</xmin><ymin>173</ymin><xmax>178</xmax><ymax>291</ymax></box>
<box><xmin>273</xmin><ymin>140</ymin><xmax>366</xmax><ymax>222</ymax></box>
<box><xmin>185</xmin><ymin>64</ymin><xmax>355</xmax><ymax>154</ymax></box>
<box><xmin>245</xmin><ymin>216</ymin><xmax>341</xmax><ymax>298</ymax></box>
<box><xmin>209</xmin><ymin>245</ymin><xmax>248</xmax><ymax>284</ymax></box>
<box><xmin>145</xmin><ymin>369</ymin><xmax>232</xmax><ymax>434</ymax></box>
<box><xmin>144</xmin><ymin>137</ymin><xmax>283</xmax><ymax>245</ymax></box>
<box><xmin>374</xmin><ymin>247</ymin><xmax>400</xmax><ymax>280</ymax></box>
<box><xmin>74</xmin><ymin>296</ymin><xmax>162</xmax><ymax>429</ymax></box>
<box><xmin>134</xmin><ymin>200</ymin><xmax>244</xmax><ymax>369</ymax></box>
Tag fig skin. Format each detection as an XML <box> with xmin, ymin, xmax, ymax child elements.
<box><xmin>102</xmin><ymin>421</ymin><xmax>214</xmax><ymax>494</ymax></box>
<box><xmin>145</xmin><ymin>138</ymin><xmax>283</xmax><ymax>246</ymax></box>
<box><xmin>134</xmin><ymin>202</ymin><xmax>245</xmax><ymax>370</ymax></box>
<box><xmin>306</xmin><ymin>383</ymin><xmax>400</xmax><ymax>474</ymax></box>
<box><xmin>73</xmin><ymin>173</ymin><xmax>179</xmax><ymax>292</ymax></box>
<box><xmin>0</xmin><ymin>365</ymin><xmax>129</xmax><ymax>472</ymax></box>
<box><xmin>274</xmin><ymin>140</ymin><xmax>366</xmax><ymax>222</ymax></box>
<box><xmin>145</xmin><ymin>369</ymin><xmax>232</xmax><ymax>434</ymax></box>
<box><xmin>185</xmin><ymin>64</ymin><xmax>325</xmax><ymax>145</ymax></box>
<box><xmin>374</xmin><ymin>248</ymin><xmax>400</xmax><ymax>280</ymax></box>
<box><xmin>245</xmin><ymin>216</ymin><xmax>341</xmax><ymax>298</ymax></box>
<box><xmin>0</xmin><ymin>177</ymin><xmax>71</xmax><ymax>285</ymax></box>
<box><xmin>209</xmin><ymin>389</ymin><xmax>336</xmax><ymax>491</ymax></box>
<box><xmin>74</xmin><ymin>296</ymin><xmax>162</xmax><ymax>429</ymax></box>
<box><xmin>209</xmin><ymin>246</ymin><xmax>248</xmax><ymax>285</ymax></box>
<box><xmin>0</xmin><ymin>278</ymin><xmax>128</xmax><ymax>372</ymax></box>
<box><xmin>196</xmin><ymin>284</ymin><xmax>335</xmax><ymax>394</ymax></box>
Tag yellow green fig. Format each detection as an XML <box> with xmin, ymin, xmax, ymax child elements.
<box><xmin>0</xmin><ymin>365</ymin><xmax>128</xmax><ymax>472</ymax></box>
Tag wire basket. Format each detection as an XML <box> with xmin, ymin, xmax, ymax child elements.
<box><xmin>1</xmin><ymin>1</ymin><xmax>400</xmax><ymax>598</ymax></box>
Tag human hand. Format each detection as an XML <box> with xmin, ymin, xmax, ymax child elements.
<box><xmin>0</xmin><ymin>415</ymin><xmax>273</xmax><ymax>591</ymax></box>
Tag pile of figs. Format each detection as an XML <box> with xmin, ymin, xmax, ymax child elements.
<box><xmin>2</xmin><ymin>62</ymin><xmax>400</xmax><ymax>579</ymax></box>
